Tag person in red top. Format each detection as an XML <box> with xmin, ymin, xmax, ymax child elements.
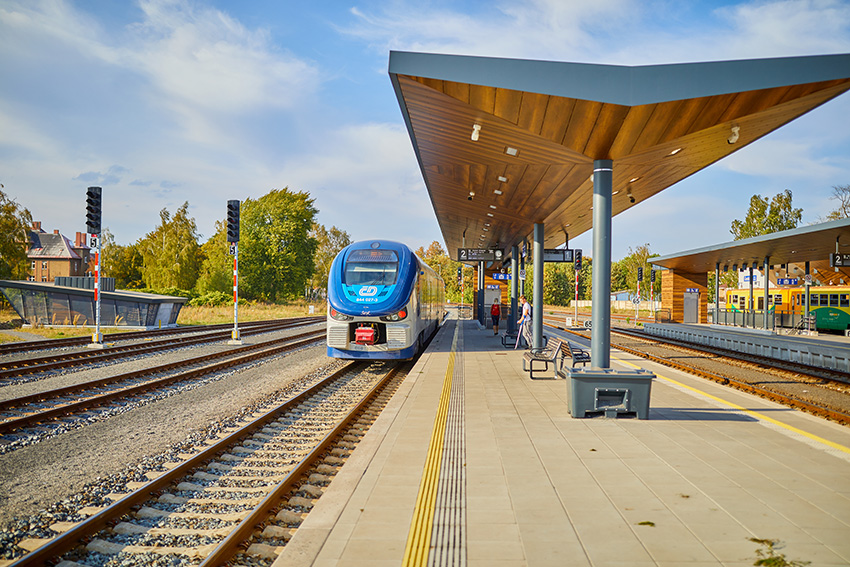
<box><xmin>490</xmin><ymin>301</ymin><xmax>501</xmax><ymax>335</ymax></box>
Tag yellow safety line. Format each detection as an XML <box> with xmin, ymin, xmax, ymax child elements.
<box><xmin>614</xmin><ymin>355</ymin><xmax>850</xmax><ymax>455</ymax></box>
<box><xmin>402</xmin><ymin>324</ymin><xmax>458</xmax><ymax>567</ymax></box>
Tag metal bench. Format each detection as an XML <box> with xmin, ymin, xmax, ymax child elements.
<box><xmin>566</xmin><ymin>341</ymin><xmax>591</xmax><ymax>368</ymax></box>
<box><xmin>501</xmin><ymin>330</ymin><xmax>520</xmax><ymax>348</ymax></box>
<box><xmin>522</xmin><ymin>338</ymin><xmax>563</xmax><ymax>380</ymax></box>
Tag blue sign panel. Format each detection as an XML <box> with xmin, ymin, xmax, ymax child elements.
<box><xmin>492</xmin><ymin>273</ymin><xmax>511</xmax><ymax>280</ymax></box>
<box><xmin>777</xmin><ymin>278</ymin><xmax>799</xmax><ymax>285</ymax></box>
<box><xmin>685</xmin><ymin>288</ymin><xmax>699</xmax><ymax>293</ymax></box>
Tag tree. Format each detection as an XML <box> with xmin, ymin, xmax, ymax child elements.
<box><xmin>137</xmin><ymin>202</ymin><xmax>203</xmax><ymax>290</ymax></box>
<box><xmin>310</xmin><ymin>225</ymin><xmax>351</xmax><ymax>292</ymax></box>
<box><xmin>239</xmin><ymin>188</ymin><xmax>318</xmax><ymax>302</ymax></box>
<box><xmin>617</xmin><ymin>244</ymin><xmax>659</xmax><ymax>301</ymax></box>
<box><xmin>822</xmin><ymin>184</ymin><xmax>850</xmax><ymax>221</ymax></box>
<box><xmin>0</xmin><ymin>190</ymin><xmax>33</xmax><ymax>280</ymax></box>
<box><xmin>730</xmin><ymin>189</ymin><xmax>802</xmax><ymax>240</ymax></box>
<box><xmin>196</xmin><ymin>220</ymin><xmax>232</xmax><ymax>295</ymax></box>
<box><xmin>100</xmin><ymin>229</ymin><xmax>144</xmax><ymax>289</ymax></box>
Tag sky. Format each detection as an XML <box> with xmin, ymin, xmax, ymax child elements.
<box><xmin>1</xmin><ymin>0</ymin><xmax>850</xmax><ymax>263</ymax></box>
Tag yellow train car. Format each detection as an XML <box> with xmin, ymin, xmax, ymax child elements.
<box><xmin>725</xmin><ymin>286</ymin><xmax>850</xmax><ymax>332</ymax></box>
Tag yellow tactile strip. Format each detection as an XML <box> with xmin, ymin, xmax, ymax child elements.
<box><xmin>402</xmin><ymin>321</ymin><xmax>463</xmax><ymax>567</ymax></box>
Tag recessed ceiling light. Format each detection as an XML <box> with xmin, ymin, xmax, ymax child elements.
<box><xmin>489</xmin><ymin>205</ymin><xmax>497</xmax><ymax>209</ymax></box>
<box><xmin>487</xmin><ymin>213</ymin><xmax>494</xmax><ymax>217</ymax></box>
<box><xmin>484</xmin><ymin>223</ymin><xmax>490</xmax><ymax>227</ymax></box>
<box><xmin>494</xmin><ymin>189</ymin><xmax>503</xmax><ymax>195</ymax></box>
<box><xmin>471</xmin><ymin>123</ymin><xmax>481</xmax><ymax>141</ymax></box>
<box><xmin>564</xmin><ymin>223</ymin><xmax>570</xmax><ymax>227</ymax></box>
<box><xmin>469</xmin><ymin>191</ymin><xmax>475</xmax><ymax>196</ymax></box>
<box><xmin>612</xmin><ymin>190</ymin><xmax>620</xmax><ymax>195</ymax></box>
<box><xmin>669</xmin><ymin>147</ymin><xmax>683</xmax><ymax>155</ymax></box>
<box><xmin>629</xmin><ymin>177</ymin><xmax>640</xmax><ymax>183</ymax></box>
<box><xmin>483</xmin><ymin>227</ymin><xmax>489</xmax><ymax>231</ymax></box>
<box><xmin>498</xmin><ymin>176</ymin><xmax>508</xmax><ymax>182</ymax></box>
<box><xmin>505</xmin><ymin>146</ymin><xmax>519</xmax><ymax>157</ymax></box>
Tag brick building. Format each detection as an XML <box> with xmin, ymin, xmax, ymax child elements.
<box><xmin>27</xmin><ymin>221</ymin><xmax>91</xmax><ymax>282</ymax></box>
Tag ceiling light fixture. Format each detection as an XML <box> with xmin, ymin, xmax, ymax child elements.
<box><xmin>629</xmin><ymin>177</ymin><xmax>640</xmax><ymax>183</ymax></box>
<box><xmin>727</xmin><ymin>124</ymin><xmax>740</xmax><ymax>144</ymax></box>
<box><xmin>498</xmin><ymin>176</ymin><xmax>508</xmax><ymax>182</ymax></box>
<box><xmin>627</xmin><ymin>187</ymin><xmax>635</xmax><ymax>204</ymax></box>
<box><xmin>487</xmin><ymin>213</ymin><xmax>494</xmax><ymax>217</ymax></box>
<box><xmin>489</xmin><ymin>205</ymin><xmax>497</xmax><ymax>209</ymax></box>
<box><xmin>669</xmin><ymin>147</ymin><xmax>683</xmax><ymax>155</ymax></box>
<box><xmin>505</xmin><ymin>146</ymin><xmax>519</xmax><ymax>157</ymax></box>
<box><xmin>471</xmin><ymin>123</ymin><xmax>481</xmax><ymax>141</ymax></box>
<box><xmin>494</xmin><ymin>189</ymin><xmax>503</xmax><ymax>195</ymax></box>
<box><xmin>612</xmin><ymin>190</ymin><xmax>620</xmax><ymax>195</ymax></box>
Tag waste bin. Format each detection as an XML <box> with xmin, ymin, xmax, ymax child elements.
<box><xmin>566</xmin><ymin>368</ymin><xmax>654</xmax><ymax>419</ymax></box>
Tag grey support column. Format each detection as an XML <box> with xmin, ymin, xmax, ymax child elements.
<box><xmin>478</xmin><ymin>261</ymin><xmax>485</xmax><ymax>326</ymax></box>
<box><xmin>804</xmin><ymin>260</ymin><xmax>811</xmax><ymax>328</ymax></box>
<box><xmin>714</xmin><ymin>262</ymin><xmax>720</xmax><ymax>324</ymax></box>
<box><xmin>591</xmin><ymin>159</ymin><xmax>613</xmax><ymax>368</ymax></box>
<box><xmin>763</xmin><ymin>256</ymin><xmax>770</xmax><ymax>330</ymax></box>
<box><xmin>532</xmin><ymin>223</ymin><xmax>544</xmax><ymax>349</ymax></box>
<box><xmin>510</xmin><ymin>245</ymin><xmax>519</xmax><ymax>334</ymax></box>
<box><xmin>748</xmin><ymin>264</ymin><xmax>754</xmax><ymax>328</ymax></box>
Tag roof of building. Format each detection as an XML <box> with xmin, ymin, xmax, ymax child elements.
<box><xmin>388</xmin><ymin>51</ymin><xmax>850</xmax><ymax>260</ymax></box>
<box><xmin>651</xmin><ymin>217</ymin><xmax>850</xmax><ymax>284</ymax></box>
<box><xmin>28</xmin><ymin>232</ymin><xmax>83</xmax><ymax>260</ymax></box>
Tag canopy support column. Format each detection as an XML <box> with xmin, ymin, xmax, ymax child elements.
<box><xmin>532</xmin><ymin>223</ymin><xmax>544</xmax><ymax>349</ymax></box>
<box><xmin>509</xmin><ymin>245</ymin><xmax>518</xmax><ymax>334</ymax></box>
<box><xmin>763</xmin><ymin>256</ymin><xmax>771</xmax><ymax>330</ymax></box>
<box><xmin>591</xmin><ymin>159</ymin><xmax>613</xmax><ymax>368</ymax></box>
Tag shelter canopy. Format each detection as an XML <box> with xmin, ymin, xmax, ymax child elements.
<box><xmin>388</xmin><ymin>51</ymin><xmax>850</xmax><ymax>259</ymax></box>
<box><xmin>651</xmin><ymin>218</ymin><xmax>850</xmax><ymax>285</ymax></box>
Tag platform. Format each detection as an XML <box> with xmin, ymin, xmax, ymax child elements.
<box><xmin>644</xmin><ymin>322</ymin><xmax>850</xmax><ymax>373</ymax></box>
<box><xmin>277</xmin><ymin>318</ymin><xmax>850</xmax><ymax>567</ymax></box>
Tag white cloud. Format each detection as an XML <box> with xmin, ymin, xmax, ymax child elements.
<box><xmin>721</xmin><ymin>139</ymin><xmax>845</xmax><ymax>180</ymax></box>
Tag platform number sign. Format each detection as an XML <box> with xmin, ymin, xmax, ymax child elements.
<box><xmin>831</xmin><ymin>253</ymin><xmax>850</xmax><ymax>267</ymax></box>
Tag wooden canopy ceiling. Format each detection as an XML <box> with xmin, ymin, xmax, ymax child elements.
<box><xmin>388</xmin><ymin>52</ymin><xmax>850</xmax><ymax>261</ymax></box>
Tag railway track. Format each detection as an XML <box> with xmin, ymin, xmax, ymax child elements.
<box><xmin>0</xmin><ymin>317</ymin><xmax>324</xmax><ymax>356</ymax></box>
<box><xmin>0</xmin><ymin>329</ymin><xmax>326</xmax><ymax>439</ymax></box>
<box><xmin>542</xmin><ymin>316</ymin><xmax>850</xmax><ymax>425</ymax></box>
<box><xmin>0</xmin><ymin>317</ymin><xmax>324</xmax><ymax>380</ymax></box>
<box><xmin>5</xmin><ymin>360</ymin><xmax>406</xmax><ymax>567</ymax></box>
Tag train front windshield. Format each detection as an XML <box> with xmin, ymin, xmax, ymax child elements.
<box><xmin>344</xmin><ymin>249</ymin><xmax>399</xmax><ymax>286</ymax></box>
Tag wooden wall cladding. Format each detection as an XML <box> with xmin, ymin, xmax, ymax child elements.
<box><xmin>661</xmin><ymin>270</ymin><xmax>708</xmax><ymax>323</ymax></box>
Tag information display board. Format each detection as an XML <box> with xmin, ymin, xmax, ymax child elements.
<box><xmin>542</xmin><ymin>249</ymin><xmax>575</xmax><ymax>262</ymax></box>
<box><xmin>458</xmin><ymin>248</ymin><xmax>503</xmax><ymax>262</ymax></box>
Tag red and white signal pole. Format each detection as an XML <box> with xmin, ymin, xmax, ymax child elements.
<box><xmin>227</xmin><ymin>200</ymin><xmax>242</xmax><ymax>345</ymax></box>
<box><xmin>86</xmin><ymin>186</ymin><xmax>103</xmax><ymax>349</ymax></box>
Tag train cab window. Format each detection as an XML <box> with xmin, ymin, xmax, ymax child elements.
<box><xmin>830</xmin><ymin>294</ymin><xmax>839</xmax><ymax>307</ymax></box>
<box><xmin>738</xmin><ymin>296</ymin><xmax>746</xmax><ymax>309</ymax></box>
<box><xmin>774</xmin><ymin>294</ymin><xmax>782</xmax><ymax>306</ymax></box>
<box><xmin>841</xmin><ymin>294</ymin><xmax>849</xmax><ymax>308</ymax></box>
<box><xmin>344</xmin><ymin>249</ymin><xmax>399</xmax><ymax>286</ymax></box>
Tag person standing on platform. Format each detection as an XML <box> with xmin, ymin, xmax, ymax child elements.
<box><xmin>516</xmin><ymin>295</ymin><xmax>532</xmax><ymax>349</ymax></box>
<box><xmin>490</xmin><ymin>301</ymin><xmax>501</xmax><ymax>335</ymax></box>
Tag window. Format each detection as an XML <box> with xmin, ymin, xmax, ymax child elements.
<box><xmin>774</xmin><ymin>294</ymin><xmax>782</xmax><ymax>306</ymax></box>
<box><xmin>840</xmin><ymin>294</ymin><xmax>849</xmax><ymax>308</ymax></box>
<box><xmin>343</xmin><ymin>249</ymin><xmax>400</xmax><ymax>286</ymax></box>
<box><xmin>41</xmin><ymin>276</ymin><xmax>47</xmax><ymax>282</ymax></box>
<box><xmin>42</xmin><ymin>261</ymin><xmax>48</xmax><ymax>269</ymax></box>
<box><xmin>830</xmin><ymin>294</ymin><xmax>839</xmax><ymax>307</ymax></box>
<box><xmin>30</xmin><ymin>261</ymin><xmax>36</xmax><ymax>269</ymax></box>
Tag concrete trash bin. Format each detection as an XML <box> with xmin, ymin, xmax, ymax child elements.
<box><xmin>566</xmin><ymin>368</ymin><xmax>655</xmax><ymax>419</ymax></box>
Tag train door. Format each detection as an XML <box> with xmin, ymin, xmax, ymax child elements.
<box><xmin>683</xmin><ymin>291</ymin><xmax>699</xmax><ymax>323</ymax></box>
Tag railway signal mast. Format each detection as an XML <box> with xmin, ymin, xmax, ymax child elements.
<box><xmin>86</xmin><ymin>187</ymin><xmax>103</xmax><ymax>348</ymax></box>
<box><xmin>227</xmin><ymin>200</ymin><xmax>242</xmax><ymax>345</ymax></box>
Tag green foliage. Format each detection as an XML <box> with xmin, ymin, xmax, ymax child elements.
<box><xmin>188</xmin><ymin>291</ymin><xmax>234</xmax><ymax>307</ymax></box>
<box><xmin>415</xmin><ymin>241</ymin><xmax>472</xmax><ymax>303</ymax></box>
<box><xmin>137</xmin><ymin>202</ymin><xmax>203</xmax><ymax>290</ymax></box>
<box><xmin>239</xmin><ymin>188</ymin><xmax>318</xmax><ymax>302</ymax></box>
<box><xmin>523</xmin><ymin>255</ymin><xmax>591</xmax><ymax>306</ymax></box>
<box><xmin>748</xmin><ymin>538</ymin><xmax>810</xmax><ymax>567</ymax></box>
<box><xmin>100</xmin><ymin>229</ymin><xmax>144</xmax><ymax>289</ymax></box>
<box><xmin>0</xmin><ymin>190</ymin><xmax>33</xmax><ymax>280</ymax></box>
<box><xmin>730</xmin><ymin>190</ymin><xmax>802</xmax><ymax>240</ymax></box>
<box><xmin>196</xmin><ymin>220</ymin><xmax>232</xmax><ymax>295</ymax></box>
<box><xmin>310</xmin><ymin>224</ymin><xmax>351</xmax><ymax>291</ymax></box>
<box><xmin>822</xmin><ymin>184</ymin><xmax>850</xmax><ymax>221</ymax></box>
<box><xmin>614</xmin><ymin>244</ymin><xmax>660</xmax><ymax>300</ymax></box>
<box><xmin>136</xmin><ymin>287</ymin><xmax>197</xmax><ymax>299</ymax></box>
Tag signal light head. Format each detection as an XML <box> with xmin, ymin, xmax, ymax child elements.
<box><xmin>226</xmin><ymin>199</ymin><xmax>240</xmax><ymax>243</ymax></box>
<box><xmin>86</xmin><ymin>186</ymin><xmax>102</xmax><ymax>234</ymax></box>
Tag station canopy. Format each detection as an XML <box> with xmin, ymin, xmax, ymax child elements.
<box><xmin>388</xmin><ymin>51</ymin><xmax>850</xmax><ymax>260</ymax></box>
<box><xmin>651</xmin><ymin>217</ymin><xmax>850</xmax><ymax>285</ymax></box>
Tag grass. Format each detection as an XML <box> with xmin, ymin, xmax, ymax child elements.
<box><xmin>0</xmin><ymin>300</ymin><xmax>326</xmax><ymax>341</ymax></box>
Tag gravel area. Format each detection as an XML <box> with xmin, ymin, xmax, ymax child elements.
<box><xmin>0</xmin><ymin>331</ymin><xmax>335</xmax><ymax>526</ymax></box>
<box><xmin>604</xmin><ymin>329</ymin><xmax>850</xmax><ymax>416</ymax></box>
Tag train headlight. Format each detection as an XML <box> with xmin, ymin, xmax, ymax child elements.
<box><xmin>380</xmin><ymin>309</ymin><xmax>408</xmax><ymax>322</ymax></box>
<box><xmin>330</xmin><ymin>308</ymin><xmax>354</xmax><ymax>321</ymax></box>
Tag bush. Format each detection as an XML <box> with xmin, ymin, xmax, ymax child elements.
<box><xmin>188</xmin><ymin>291</ymin><xmax>234</xmax><ymax>307</ymax></box>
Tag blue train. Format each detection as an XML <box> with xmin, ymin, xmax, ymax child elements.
<box><xmin>326</xmin><ymin>240</ymin><xmax>446</xmax><ymax>359</ymax></box>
